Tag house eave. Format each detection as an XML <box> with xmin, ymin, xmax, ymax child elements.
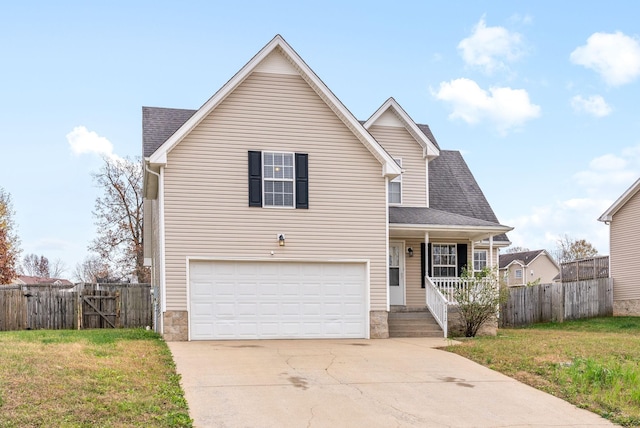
<box><xmin>147</xmin><ymin>35</ymin><xmax>401</xmax><ymax>179</ymax></box>
<box><xmin>389</xmin><ymin>223</ymin><xmax>513</xmax><ymax>241</ymax></box>
<box><xmin>364</xmin><ymin>97</ymin><xmax>440</xmax><ymax>160</ymax></box>
<box><xmin>598</xmin><ymin>176</ymin><xmax>640</xmax><ymax>222</ymax></box>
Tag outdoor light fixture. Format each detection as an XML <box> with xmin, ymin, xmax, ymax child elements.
<box><xmin>278</xmin><ymin>234</ymin><xmax>286</xmax><ymax>246</ymax></box>
<box><xmin>407</xmin><ymin>247</ymin><xmax>414</xmax><ymax>257</ymax></box>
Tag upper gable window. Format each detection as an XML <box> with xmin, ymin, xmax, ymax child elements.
<box><xmin>264</xmin><ymin>152</ymin><xmax>295</xmax><ymax>207</ymax></box>
<box><xmin>248</xmin><ymin>151</ymin><xmax>308</xmax><ymax>209</ymax></box>
<box><xmin>388</xmin><ymin>158</ymin><xmax>402</xmax><ymax>205</ymax></box>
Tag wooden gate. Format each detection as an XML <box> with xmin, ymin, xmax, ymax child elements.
<box><xmin>81</xmin><ymin>289</ymin><xmax>120</xmax><ymax>329</ymax></box>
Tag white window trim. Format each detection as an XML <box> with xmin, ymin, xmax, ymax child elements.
<box><xmin>515</xmin><ymin>269</ymin><xmax>523</xmax><ymax>279</ymax></box>
<box><xmin>262</xmin><ymin>151</ymin><xmax>295</xmax><ymax>209</ymax></box>
<box><xmin>431</xmin><ymin>243</ymin><xmax>457</xmax><ymax>277</ymax></box>
<box><xmin>388</xmin><ymin>158</ymin><xmax>402</xmax><ymax>206</ymax></box>
<box><xmin>474</xmin><ymin>249</ymin><xmax>488</xmax><ymax>271</ymax></box>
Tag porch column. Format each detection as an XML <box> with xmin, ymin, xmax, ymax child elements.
<box><xmin>424</xmin><ymin>232</ymin><xmax>429</xmax><ymax>279</ymax></box>
<box><xmin>489</xmin><ymin>236</ymin><xmax>494</xmax><ymax>268</ymax></box>
<box><xmin>471</xmin><ymin>240</ymin><xmax>475</xmax><ymax>274</ymax></box>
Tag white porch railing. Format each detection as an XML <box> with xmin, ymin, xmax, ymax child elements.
<box><xmin>430</xmin><ymin>277</ymin><xmax>495</xmax><ymax>303</ymax></box>
<box><xmin>424</xmin><ymin>276</ymin><xmax>448</xmax><ymax>338</ymax></box>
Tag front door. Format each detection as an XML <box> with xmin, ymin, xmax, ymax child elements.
<box><xmin>389</xmin><ymin>242</ymin><xmax>405</xmax><ymax>305</ymax></box>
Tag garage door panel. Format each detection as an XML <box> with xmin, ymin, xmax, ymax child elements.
<box><xmin>189</xmin><ymin>261</ymin><xmax>367</xmax><ymax>340</ymax></box>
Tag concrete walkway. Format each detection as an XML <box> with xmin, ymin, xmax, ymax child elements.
<box><xmin>168</xmin><ymin>338</ymin><xmax>616</xmax><ymax>427</ymax></box>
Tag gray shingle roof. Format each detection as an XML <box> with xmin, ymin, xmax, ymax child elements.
<box><xmin>389</xmin><ymin>206</ymin><xmax>507</xmax><ymax>228</ymax></box>
<box><xmin>142</xmin><ymin>108</ymin><xmax>508</xmax><ymax>242</ymax></box>
<box><xmin>429</xmin><ymin>150</ymin><xmax>509</xmax><ymax>242</ymax></box>
<box><xmin>142</xmin><ymin>107</ymin><xmax>196</xmax><ymax>158</ymax></box>
<box><xmin>416</xmin><ymin>124</ymin><xmax>439</xmax><ymax>150</ymax></box>
<box><xmin>498</xmin><ymin>250</ymin><xmax>546</xmax><ymax>269</ymax></box>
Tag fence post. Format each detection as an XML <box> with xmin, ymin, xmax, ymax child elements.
<box><xmin>77</xmin><ymin>289</ymin><xmax>82</xmax><ymax>330</ymax></box>
<box><xmin>116</xmin><ymin>290</ymin><xmax>121</xmax><ymax>328</ymax></box>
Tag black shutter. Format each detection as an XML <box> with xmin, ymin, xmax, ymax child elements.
<box><xmin>428</xmin><ymin>243</ymin><xmax>432</xmax><ymax>278</ymax></box>
<box><xmin>421</xmin><ymin>243</ymin><xmax>426</xmax><ymax>288</ymax></box>
<box><xmin>295</xmin><ymin>153</ymin><xmax>308</xmax><ymax>209</ymax></box>
<box><xmin>457</xmin><ymin>243</ymin><xmax>468</xmax><ymax>277</ymax></box>
<box><xmin>248</xmin><ymin>151</ymin><xmax>262</xmax><ymax>207</ymax></box>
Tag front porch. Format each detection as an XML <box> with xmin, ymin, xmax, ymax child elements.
<box><xmin>387</xmin><ymin>205</ymin><xmax>512</xmax><ymax>337</ymax></box>
<box><xmin>388</xmin><ymin>276</ymin><xmax>499</xmax><ymax>338</ymax></box>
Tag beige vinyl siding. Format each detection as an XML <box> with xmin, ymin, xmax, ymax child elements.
<box><xmin>162</xmin><ymin>70</ymin><xmax>387</xmax><ymax>311</ymax></box>
<box><xmin>405</xmin><ymin>238</ymin><xmax>424</xmax><ymax>307</ymax></box>
<box><xmin>528</xmin><ymin>256</ymin><xmax>559</xmax><ymax>284</ymax></box>
<box><xmin>610</xmin><ymin>189</ymin><xmax>640</xmax><ymax>300</ymax></box>
<box><xmin>505</xmin><ymin>264</ymin><xmax>525</xmax><ymax>286</ymax></box>
<box><xmin>368</xmin><ymin>125</ymin><xmax>426</xmax><ymax>206</ymax></box>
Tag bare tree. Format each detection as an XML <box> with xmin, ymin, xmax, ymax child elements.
<box><xmin>554</xmin><ymin>235</ymin><xmax>599</xmax><ymax>263</ymax></box>
<box><xmin>89</xmin><ymin>156</ymin><xmax>149</xmax><ymax>282</ymax></box>
<box><xmin>0</xmin><ymin>187</ymin><xmax>21</xmax><ymax>284</ymax></box>
<box><xmin>49</xmin><ymin>258</ymin><xmax>68</xmax><ymax>278</ymax></box>
<box><xmin>504</xmin><ymin>246</ymin><xmax>530</xmax><ymax>254</ymax></box>
<box><xmin>73</xmin><ymin>255</ymin><xmax>113</xmax><ymax>283</ymax></box>
<box><xmin>21</xmin><ymin>254</ymin><xmax>50</xmax><ymax>277</ymax></box>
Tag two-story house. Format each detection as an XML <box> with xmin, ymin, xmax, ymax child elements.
<box><xmin>143</xmin><ymin>35</ymin><xmax>512</xmax><ymax>341</ymax></box>
<box><xmin>499</xmin><ymin>249</ymin><xmax>560</xmax><ymax>286</ymax></box>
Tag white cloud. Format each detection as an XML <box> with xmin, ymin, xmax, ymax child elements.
<box><xmin>432</xmin><ymin>78</ymin><xmax>541</xmax><ymax>134</ymax></box>
<box><xmin>570</xmin><ymin>31</ymin><xmax>640</xmax><ymax>86</ymax></box>
<box><xmin>507</xmin><ymin>145</ymin><xmax>640</xmax><ymax>254</ymax></box>
<box><xmin>574</xmin><ymin>150</ymin><xmax>639</xmax><ymax>195</ymax></box>
<box><xmin>66</xmin><ymin>126</ymin><xmax>119</xmax><ymax>160</ymax></box>
<box><xmin>458</xmin><ymin>17</ymin><xmax>525</xmax><ymax>74</ymax></box>
<box><xmin>570</xmin><ymin>95</ymin><xmax>612</xmax><ymax>117</ymax></box>
<box><xmin>506</xmin><ymin>198</ymin><xmax>612</xmax><ymax>255</ymax></box>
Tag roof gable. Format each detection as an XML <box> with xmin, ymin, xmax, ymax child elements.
<box><xmin>146</xmin><ymin>35</ymin><xmax>401</xmax><ymax>178</ymax></box>
<box><xmin>499</xmin><ymin>249</ymin><xmax>558</xmax><ymax>269</ymax></box>
<box><xmin>598</xmin><ymin>177</ymin><xmax>640</xmax><ymax>222</ymax></box>
<box><xmin>364</xmin><ymin>98</ymin><xmax>439</xmax><ymax>159</ymax></box>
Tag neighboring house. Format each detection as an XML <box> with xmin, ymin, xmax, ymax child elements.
<box><xmin>598</xmin><ymin>177</ymin><xmax>640</xmax><ymax>315</ymax></box>
<box><xmin>143</xmin><ymin>35</ymin><xmax>512</xmax><ymax>341</ymax></box>
<box><xmin>499</xmin><ymin>250</ymin><xmax>560</xmax><ymax>286</ymax></box>
<box><xmin>12</xmin><ymin>275</ymin><xmax>74</xmax><ymax>286</ymax></box>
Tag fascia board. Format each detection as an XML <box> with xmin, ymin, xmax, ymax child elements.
<box><xmin>281</xmin><ymin>45</ymin><xmax>400</xmax><ymax>178</ymax></box>
<box><xmin>598</xmin><ymin>177</ymin><xmax>640</xmax><ymax>222</ymax></box>
<box><xmin>389</xmin><ymin>223</ymin><xmax>513</xmax><ymax>234</ymax></box>
<box><xmin>364</xmin><ymin>98</ymin><xmax>440</xmax><ymax>159</ymax></box>
<box><xmin>148</xmin><ymin>37</ymin><xmax>284</xmax><ymax>165</ymax></box>
<box><xmin>148</xmin><ymin>35</ymin><xmax>401</xmax><ymax>178</ymax></box>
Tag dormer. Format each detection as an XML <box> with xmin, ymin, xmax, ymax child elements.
<box><xmin>364</xmin><ymin>98</ymin><xmax>439</xmax><ymax>207</ymax></box>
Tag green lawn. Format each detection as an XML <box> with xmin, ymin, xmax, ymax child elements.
<box><xmin>0</xmin><ymin>329</ymin><xmax>192</xmax><ymax>427</ymax></box>
<box><xmin>445</xmin><ymin>317</ymin><xmax>640</xmax><ymax>427</ymax></box>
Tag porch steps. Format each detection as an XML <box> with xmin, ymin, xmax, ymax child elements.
<box><xmin>388</xmin><ymin>306</ymin><xmax>443</xmax><ymax>338</ymax></box>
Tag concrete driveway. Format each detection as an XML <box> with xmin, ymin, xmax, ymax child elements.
<box><xmin>168</xmin><ymin>338</ymin><xmax>615</xmax><ymax>427</ymax></box>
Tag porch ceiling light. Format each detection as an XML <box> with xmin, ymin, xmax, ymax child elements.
<box><xmin>278</xmin><ymin>234</ymin><xmax>286</xmax><ymax>246</ymax></box>
<box><xmin>407</xmin><ymin>247</ymin><xmax>414</xmax><ymax>257</ymax></box>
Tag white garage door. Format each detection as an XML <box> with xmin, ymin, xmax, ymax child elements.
<box><xmin>189</xmin><ymin>260</ymin><xmax>367</xmax><ymax>340</ymax></box>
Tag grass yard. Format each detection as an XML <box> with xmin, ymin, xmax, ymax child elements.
<box><xmin>445</xmin><ymin>317</ymin><xmax>640</xmax><ymax>427</ymax></box>
<box><xmin>0</xmin><ymin>329</ymin><xmax>192</xmax><ymax>427</ymax></box>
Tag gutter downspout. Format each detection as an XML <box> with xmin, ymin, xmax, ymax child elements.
<box><xmin>145</xmin><ymin>164</ymin><xmax>166</xmax><ymax>334</ymax></box>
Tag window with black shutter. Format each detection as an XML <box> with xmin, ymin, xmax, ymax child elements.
<box><xmin>248</xmin><ymin>151</ymin><xmax>308</xmax><ymax>209</ymax></box>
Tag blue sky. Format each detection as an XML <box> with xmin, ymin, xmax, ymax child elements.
<box><xmin>2</xmin><ymin>1</ymin><xmax>639</xmax><ymax>277</ymax></box>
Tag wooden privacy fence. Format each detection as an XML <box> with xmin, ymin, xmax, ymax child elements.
<box><xmin>0</xmin><ymin>283</ymin><xmax>152</xmax><ymax>332</ymax></box>
<box><xmin>560</xmin><ymin>256</ymin><xmax>609</xmax><ymax>282</ymax></box>
<box><xmin>500</xmin><ymin>278</ymin><xmax>613</xmax><ymax>327</ymax></box>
